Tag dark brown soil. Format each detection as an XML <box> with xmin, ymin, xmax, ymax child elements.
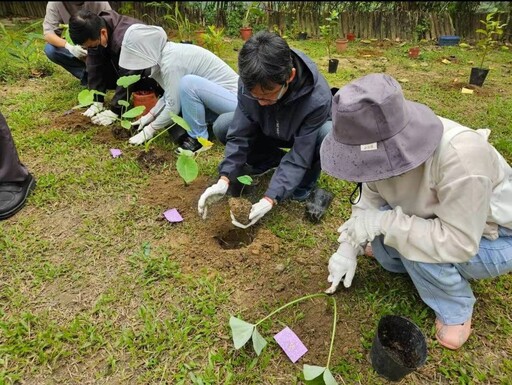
<box><xmin>111</xmin><ymin>125</ymin><xmax>132</xmax><ymax>140</ymax></box>
<box><xmin>228</xmin><ymin>196</ymin><xmax>253</xmax><ymax>225</ymax></box>
<box><xmin>53</xmin><ymin>109</ymin><xmax>92</xmax><ymax>132</ymax></box>
<box><xmin>136</xmin><ymin>148</ymin><xmax>173</xmax><ymax>170</ymax></box>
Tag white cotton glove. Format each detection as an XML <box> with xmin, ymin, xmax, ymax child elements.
<box><xmin>128</xmin><ymin>125</ymin><xmax>157</xmax><ymax>145</ymax></box>
<box><xmin>82</xmin><ymin>102</ymin><xmax>104</xmax><ymax>118</ymax></box>
<box><xmin>325</xmin><ymin>242</ymin><xmax>364</xmax><ymax>294</ymax></box>
<box><xmin>131</xmin><ymin>113</ymin><xmax>155</xmax><ymax>133</ymax></box>
<box><xmin>231</xmin><ymin>197</ymin><xmax>273</xmax><ymax>229</ymax></box>
<box><xmin>91</xmin><ymin>110</ymin><xmax>118</xmax><ymax>126</ymax></box>
<box><xmin>65</xmin><ymin>42</ymin><xmax>87</xmax><ymax>59</ymax></box>
<box><xmin>198</xmin><ymin>178</ymin><xmax>229</xmax><ymax>219</ymax></box>
<box><xmin>340</xmin><ymin>209</ymin><xmax>386</xmax><ymax>249</ymax></box>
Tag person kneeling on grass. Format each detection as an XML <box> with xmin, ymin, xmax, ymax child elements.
<box><xmin>118</xmin><ymin>24</ymin><xmax>239</xmax><ymax>152</ymax></box>
<box><xmin>0</xmin><ymin>112</ymin><xmax>36</xmax><ymax>220</ymax></box>
<box><xmin>320</xmin><ymin>73</ymin><xmax>512</xmax><ymax>350</ymax></box>
<box><xmin>197</xmin><ymin>31</ymin><xmax>333</xmax><ymax>227</ymax></box>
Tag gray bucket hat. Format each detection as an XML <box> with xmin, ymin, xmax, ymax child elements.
<box><xmin>320</xmin><ymin>73</ymin><xmax>443</xmax><ymax>182</ymax></box>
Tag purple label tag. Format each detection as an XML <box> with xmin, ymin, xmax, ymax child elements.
<box><xmin>164</xmin><ymin>208</ymin><xmax>183</xmax><ymax>223</ymax></box>
<box><xmin>274</xmin><ymin>326</ymin><xmax>308</xmax><ymax>363</ymax></box>
<box><xmin>110</xmin><ymin>148</ymin><xmax>122</xmax><ymax>158</ymax></box>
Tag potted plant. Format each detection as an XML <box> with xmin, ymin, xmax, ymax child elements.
<box><xmin>470</xmin><ymin>12</ymin><xmax>508</xmax><ymax>87</ymax></box>
<box><xmin>240</xmin><ymin>2</ymin><xmax>264</xmax><ymax>41</ymax></box>
<box><xmin>319</xmin><ymin>10</ymin><xmax>340</xmax><ymax>73</ymax></box>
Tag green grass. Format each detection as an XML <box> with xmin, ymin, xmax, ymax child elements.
<box><xmin>1</xmin><ymin>20</ymin><xmax>512</xmax><ymax>385</ymax></box>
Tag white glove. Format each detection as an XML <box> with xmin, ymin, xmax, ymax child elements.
<box><xmin>129</xmin><ymin>125</ymin><xmax>157</xmax><ymax>145</ymax></box>
<box><xmin>82</xmin><ymin>102</ymin><xmax>104</xmax><ymax>118</ymax></box>
<box><xmin>325</xmin><ymin>242</ymin><xmax>363</xmax><ymax>294</ymax></box>
<box><xmin>65</xmin><ymin>42</ymin><xmax>87</xmax><ymax>59</ymax></box>
<box><xmin>91</xmin><ymin>110</ymin><xmax>118</xmax><ymax>126</ymax></box>
<box><xmin>198</xmin><ymin>178</ymin><xmax>229</xmax><ymax>219</ymax></box>
<box><xmin>131</xmin><ymin>113</ymin><xmax>155</xmax><ymax>132</ymax></box>
<box><xmin>231</xmin><ymin>197</ymin><xmax>273</xmax><ymax>229</ymax></box>
<box><xmin>340</xmin><ymin>209</ymin><xmax>386</xmax><ymax>249</ymax></box>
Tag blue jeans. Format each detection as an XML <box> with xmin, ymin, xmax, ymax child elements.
<box><xmin>44</xmin><ymin>43</ymin><xmax>87</xmax><ymax>84</ymax></box>
<box><xmin>371</xmin><ymin>226</ymin><xmax>512</xmax><ymax>325</ymax></box>
<box><xmin>179</xmin><ymin>75</ymin><xmax>238</xmax><ymax>140</ymax></box>
<box><xmin>213</xmin><ymin>112</ymin><xmax>332</xmax><ymax>197</ymax></box>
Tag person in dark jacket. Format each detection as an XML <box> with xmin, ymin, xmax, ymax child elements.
<box><xmin>0</xmin><ymin>112</ymin><xmax>36</xmax><ymax>220</ymax></box>
<box><xmin>69</xmin><ymin>9</ymin><xmax>162</xmax><ymax>125</ymax></box>
<box><xmin>197</xmin><ymin>31</ymin><xmax>332</xmax><ymax>227</ymax></box>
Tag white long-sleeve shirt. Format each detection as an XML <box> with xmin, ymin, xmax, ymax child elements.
<box><xmin>350</xmin><ymin>117</ymin><xmax>512</xmax><ymax>264</ymax></box>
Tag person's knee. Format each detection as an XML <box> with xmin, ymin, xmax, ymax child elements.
<box><xmin>179</xmin><ymin>74</ymin><xmax>199</xmax><ymax>96</ymax></box>
<box><xmin>212</xmin><ymin>112</ymin><xmax>234</xmax><ymax>144</ymax></box>
<box><xmin>44</xmin><ymin>43</ymin><xmax>59</xmax><ymax>62</ymax></box>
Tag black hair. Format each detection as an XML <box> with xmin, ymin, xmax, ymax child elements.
<box><xmin>69</xmin><ymin>10</ymin><xmax>106</xmax><ymax>45</ymax></box>
<box><xmin>238</xmin><ymin>31</ymin><xmax>293</xmax><ymax>91</ymax></box>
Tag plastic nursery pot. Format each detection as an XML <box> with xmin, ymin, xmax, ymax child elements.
<box><xmin>240</xmin><ymin>27</ymin><xmax>253</xmax><ymax>41</ymax></box>
<box><xmin>305</xmin><ymin>188</ymin><xmax>334</xmax><ymax>223</ymax></box>
<box><xmin>328</xmin><ymin>59</ymin><xmax>339</xmax><ymax>74</ymax></box>
<box><xmin>408</xmin><ymin>47</ymin><xmax>420</xmax><ymax>59</ymax></box>
<box><xmin>347</xmin><ymin>32</ymin><xmax>356</xmax><ymax>41</ymax></box>
<box><xmin>168</xmin><ymin>124</ymin><xmax>189</xmax><ymax>145</ymax></box>
<box><xmin>132</xmin><ymin>90</ymin><xmax>158</xmax><ymax>118</ymax></box>
<box><xmin>370</xmin><ymin>315</ymin><xmax>428</xmax><ymax>382</ymax></box>
<box><xmin>469</xmin><ymin>67</ymin><xmax>490</xmax><ymax>87</ymax></box>
<box><xmin>297</xmin><ymin>31</ymin><xmax>308</xmax><ymax>40</ymax></box>
<box><xmin>335</xmin><ymin>38</ymin><xmax>348</xmax><ymax>52</ymax></box>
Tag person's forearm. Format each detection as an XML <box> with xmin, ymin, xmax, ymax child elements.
<box><xmin>44</xmin><ymin>32</ymin><xmax>67</xmax><ymax>48</ymax></box>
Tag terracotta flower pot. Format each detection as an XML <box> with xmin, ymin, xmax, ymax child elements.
<box><xmin>335</xmin><ymin>38</ymin><xmax>348</xmax><ymax>52</ymax></box>
<box><xmin>347</xmin><ymin>32</ymin><xmax>356</xmax><ymax>41</ymax></box>
<box><xmin>408</xmin><ymin>47</ymin><xmax>420</xmax><ymax>59</ymax></box>
<box><xmin>195</xmin><ymin>29</ymin><xmax>206</xmax><ymax>46</ymax></box>
<box><xmin>132</xmin><ymin>90</ymin><xmax>158</xmax><ymax>118</ymax></box>
<box><xmin>240</xmin><ymin>27</ymin><xmax>253</xmax><ymax>41</ymax></box>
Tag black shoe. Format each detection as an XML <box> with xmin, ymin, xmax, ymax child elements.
<box><xmin>0</xmin><ymin>173</ymin><xmax>36</xmax><ymax>220</ymax></box>
<box><xmin>305</xmin><ymin>188</ymin><xmax>334</xmax><ymax>223</ymax></box>
<box><xmin>174</xmin><ymin>136</ymin><xmax>209</xmax><ymax>155</ymax></box>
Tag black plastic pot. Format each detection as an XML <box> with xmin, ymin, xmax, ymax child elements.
<box><xmin>298</xmin><ymin>32</ymin><xmax>308</xmax><ymax>40</ymax></box>
<box><xmin>469</xmin><ymin>67</ymin><xmax>489</xmax><ymax>87</ymax></box>
<box><xmin>328</xmin><ymin>59</ymin><xmax>339</xmax><ymax>74</ymax></box>
<box><xmin>370</xmin><ymin>315</ymin><xmax>427</xmax><ymax>382</ymax></box>
<box><xmin>305</xmin><ymin>188</ymin><xmax>334</xmax><ymax>223</ymax></box>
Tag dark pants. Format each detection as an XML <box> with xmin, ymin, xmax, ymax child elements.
<box><xmin>0</xmin><ymin>112</ymin><xmax>29</xmax><ymax>183</ymax></box>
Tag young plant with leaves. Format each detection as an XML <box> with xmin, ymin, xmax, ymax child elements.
<box><xmin>475</xmin><ymin>12</ymin><xmax>508</xmax><ymax>69</ymax></box>
<box><xmin>116</xmin><ymin>74</ymin><xmax>146</xmax><ymax>129</ymax></box>
<box><xmin>229</xmin><ymin>293</ymin><xmax>341</xmax><ymax>385</ymax></box>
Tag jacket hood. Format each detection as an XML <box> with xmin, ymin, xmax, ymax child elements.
<box><xmin>119</xmin><ymin>24</ymin><xmax>167</xmax><ymax>70</ymax></box>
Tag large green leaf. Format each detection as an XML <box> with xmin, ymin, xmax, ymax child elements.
<box><xmin>116</xmin><ymin>74</ymin><xmax>141</xmax><ymax>88</ymax></box>
<box><xmin>122</xmin><ymin>106</ymin><xmax>145</xmax><ymax>119</ymax></box>
<box><xmin>77</xmin><ymin>89</ymin><xmax>95</xmax><ymax>106</ymax></box>
<box><xmin>176</xmin><ymin>154</ymin><xmax>198</xmax><ymax>184</ymax></box>
<box><xmin>252</xmin><ymin>328</ymin><xmax>267</xmax><ymax>356</ymax></box>
<box><xmin>118</xmin><ymin>100</ymin><xmax>130</xmax><ymax>108</ymax></box>
<box><xmin>303</xmin><ymin>365</ymin><xmax>326</xmax><ymax>381</ymax></box>
<box><xmin>170</xmin><ymin>112</ymin><xmax>191</xmax><ymax>131</ymax></box>
<box><xmin>229</xmin><ymin>316</ymin><xmax>255</xmax><ymax>349</ymax></box>
<box><xmin>121</xmin><ymin>120</ymin><xmax>131</xmax><ymax>130</ymax></box>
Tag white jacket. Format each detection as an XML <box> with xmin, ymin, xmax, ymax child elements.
<box><xmin>351</xmin><ymin>117</ymin><xmax>512</xmax><ymax>264</ymax></box>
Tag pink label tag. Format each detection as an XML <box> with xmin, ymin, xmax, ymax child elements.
<box><xmin>110</xmin><ymin>148</ymin><xmax>122</xmax><ymax>158</ymax></box>
<box><xmin>274</xmin><ymin>327</ymin><xmax>308</xmax><ymax>363</ymax></box>
<box><xmin>163</xmin><ymin>208</ymin><xmax>183</xmax><ymax>223</ymax></box>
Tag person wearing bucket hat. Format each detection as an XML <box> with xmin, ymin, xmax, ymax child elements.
<box><xmin>118</xmin><ymin>24</ymin><xmax>239</xmax><ymax>151</ymax></box>
<box><xmin>68</xmin><ymin>10</ymin><xmax>163</xmax><ymax>125</ymax></box>
<box><xmin>321</xmin><ymin>73</ymin><xmax>512</xmax><ymax>350</ymax></box>
<box><xmin>198</xmin><ymin>31</ymin><xmax>333</xmax><ymax>226</ymax></box>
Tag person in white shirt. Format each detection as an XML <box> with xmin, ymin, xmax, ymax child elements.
<box><xmin>42</xmin><ymin>1</ymin><xmax>111</xmax><ymax>85</ymax></box>
<box><xmin>118</xmin><ymin>24</ymin><xmax>239</xmax><ymax>152</ymax></box>
<box><xmin>321</xmin><ymin>73</ymin><xmax>512</xmax><ymax>350</ymax></box>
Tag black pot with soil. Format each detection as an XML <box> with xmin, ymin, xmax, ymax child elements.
<box><xmin>328</xmin><ymin>59</ymin><xmax>339</xmax><ymax>74</ymax></box>
<box><xmin>469</xmin><ymin>67</ymin><xmax>489</xmax><ymax>87</ymax></box>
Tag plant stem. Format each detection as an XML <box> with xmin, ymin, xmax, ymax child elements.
<box><xmin>255</xmin><ymin>293</ymin><xmax>328</xmax><ymax>326</ymax></box>
<box><xmin>326</xmin><ymin>296</ymin><xmax>337</xmax><ymax>368</ymax></box>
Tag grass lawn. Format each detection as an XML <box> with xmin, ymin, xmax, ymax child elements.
<box><xmin>1</xmin><ymin>20</ymin><xmax>512</xmax><ymax>385</ymax></box>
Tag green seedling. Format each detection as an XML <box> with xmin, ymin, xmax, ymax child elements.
<box><xmin>116</xmin><ymin>74</ymin><xmax>146</xmax><ymax>129</ymax></box>
<box><xmin>74</xmin><ymin>88</ymin><xmax>106</xmax><ymax>109</ymax></box>
<box><xmin>475</xmin><ymin>12</ymin><xmax>508</xmax><ymax>69</ymax></box>
<box><xmin>229</xmin><ymin>293</ymin><xmax>341</xmax><ymax>385</ymax></box>
<box><xmin>237</xmin><ymin>175</ymin><xmax>253</xmax><ymax>195</ymax></box>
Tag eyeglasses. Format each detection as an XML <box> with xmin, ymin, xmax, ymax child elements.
<box><xmin>242</xmin><ymin>83</ymin><xmax>287</xmax><ymax>102</ymax></box>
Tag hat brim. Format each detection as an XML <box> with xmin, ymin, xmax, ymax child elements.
<box><xmin>320</xmin><ymin>101</ymin><xmax>443</xmax><ymax>183</ymax></box>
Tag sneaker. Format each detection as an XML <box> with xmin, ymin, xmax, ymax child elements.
<box><xmin>0</xmin><ymin>173</ymin><xmax>36</xmax><ymax>220</ymax></box>
<box><xmin>174</xmin><ymin>136</ymin><xmax>209</xmax><ymax>155</ymax></box>
<box><xmin>435</xmin><ymin>318</ymin><xmax>472</xmax><ymax>350</ymax></box>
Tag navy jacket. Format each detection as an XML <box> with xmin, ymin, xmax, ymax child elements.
<box><xmin>218</xmin><ymin>49</ymin><xmax>332</xmax><ymax>201</ymax></box>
